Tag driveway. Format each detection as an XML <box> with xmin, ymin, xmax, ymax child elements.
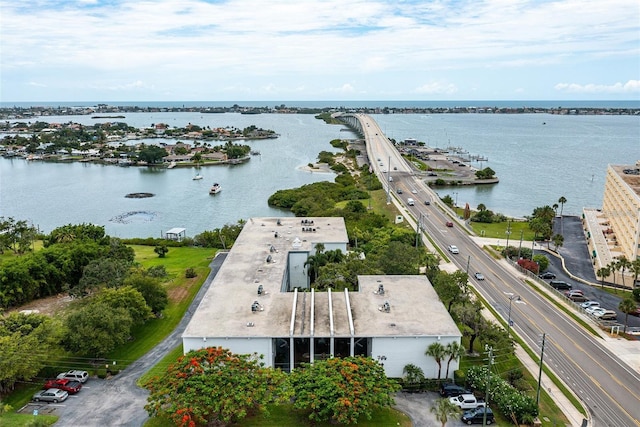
<box><xmin>393</xmin><ymin>392</ymin><xmax>469</xmax><ymax>427</ymax></box>
<box><xmin>37</xmin><ymin>253</ymin><xmax>228</xmax><ymax>427</ymax></box>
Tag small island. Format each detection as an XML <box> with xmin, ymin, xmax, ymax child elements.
<box><xmin>0</xmin><ymin>121</ymin><xmax>278</xmax><ymax>168</ymax></box>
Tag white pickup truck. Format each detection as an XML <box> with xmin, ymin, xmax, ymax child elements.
<box><xmin>449</xmin><ymin>394</ymin><xmax>486</xmax><ymax>410</ymax></box>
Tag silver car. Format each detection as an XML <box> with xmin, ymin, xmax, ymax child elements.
<box><xmin>33</xmin><ymin>388</ymin><xmax>69</xmax><ymax>403</ymax></box>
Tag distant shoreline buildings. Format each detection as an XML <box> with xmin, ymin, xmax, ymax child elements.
<box><xmin>1</xmin><ymin>103</ymin><xmax>639</xmax><ymax>120</ymax></box>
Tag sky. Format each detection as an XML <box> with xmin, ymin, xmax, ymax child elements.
<box><xmin>1</xmin><ymin>0</ymin><xmax>639</xmax><ymax>102</ymax></box>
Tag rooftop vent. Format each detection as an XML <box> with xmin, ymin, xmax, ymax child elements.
<box><xmin>257</xmin><ymin>285</ymin><xmax>264</xmax><ymax>295</ymax></box>
<box><xmin>266</xmin><ymin>255</ymin><xmax>273</xmax><ymax>263</ymax></box>
<box><xmin>379</xmin><ymin>301</ymin><xmax>391</xmax><ymax>313</ymax></box>
<box><xmin>375</xmin><ymin>284</ymin><xmax>385</xmax><ymax>295</ymax></box>
<box><xmin>246</xmin><ymin>322</ymin><xmax>255</xmax><ymax>327</ymax></box>
<box><xmin>270</xmin><ymin>245</ymin><xmax>276</xmax><ymax>253</ymax></box>
<box><xmin>251</xmin><ymin>301</ymin><xmax>264</xmax><ymax>313</ymax></box>
<box><xmin>276</xmin><ymin>219</ymin><xmax>282</xmax><ymax>226</ymax></box>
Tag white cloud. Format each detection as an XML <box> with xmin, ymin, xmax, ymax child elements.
<box><xmin>555</xmin><ymin>80</ymin><xmax>640</xmax><ymax>94</ymax></box>
<box><xmin>1</xmin><ymin>0</ymin><xmax>638</xmax><ymax>100</ymax></box>
<box><xmin>28</xmin><ymin>81</ymin><xmax>47</xmax><ymax>87</ymax></box>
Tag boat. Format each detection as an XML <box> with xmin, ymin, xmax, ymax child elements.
<box><xmin>209</xmin><ymin>183</ymin><xmax>222</xmax><ymax>194</ymax></box>
<box><xmin>193</xmin><ymin>174</ymin><xmax>203</xmax><ymax>180</ymax></box>
<box><xmin>167</xmin><ymin>161</ymin><xmax>176</xmax><ymax>169</ymax></box>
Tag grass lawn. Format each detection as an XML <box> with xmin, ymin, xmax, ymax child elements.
<box><xmin>468</xmin><ymin>219</ymin><xmax>536</xmax><ymax>242</ymax></box>
<box><xmin>105</xmin><ymin>246</ymin><xmax>215</xmax><ymax>369</ymax></box>
<box><xmin>0</xmin><ymin>412</ymin><xmax>58</xmax><ymax>426</ymax></box>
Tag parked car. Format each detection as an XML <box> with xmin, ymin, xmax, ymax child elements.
<box><xmin>448</xmin><ymin>245</ymin><xmax>460</xmax><ymax>254</ymax></box>
<box><xmin>449</xmin><ymin>394</ymin><xmax>486</xmax><ymax>410</ymax></box>
<box><xmin>586</xmin><ymin>306</ymin><xmax>606</xmax><ymax>315</ymax></box>
<box><xmin>461</xmin><ymin>407</ymin><xmax>495</xmax><ymax>425</ymax></box>
<box><xmin>565</xmin><ymin>289</ymin><xmax>583</xmax><ymax>297</ymax></box>
<box><xmin>550</xmin><ymin>280</ymin><xmax>572</xmax><ymax>290</ymax></box>
<box><xmin>33</xmin><ymin>388</ymin><xmax>68</xmax><ymax>403</ymax></box>
<box><xmin>539</xmin><ymin>272</ymin><xmax>556</xmax><ymax>279</ymax></box>
<box><xmin>446</xmin><ymin>221</ymin><xmax>454</xmax><ymax>227</ymax></box>
<box><xmin>474</xmin><ymin>272</ymin><xmax>485</xmax><ymax>281</ymax></box>
<box><xmin>569</xmin><ymin>294</ymin><xmax>589</xmax><ymax>302</ymax></box>
<box><xmin>57</xmin><ymin>370</ymin><xmax>89</xmax><ymax>383</ymax></box>
<box><xmin>440</xmin><ymin>383</ymin><xmax>471</xmax><ymax>397</ymax></box>
<box><xmin>630</xmin><ymin>306</ymin><xmax>640</xmax><ymax>317</ymax></box>
<box><xmin>594</xmin><ymin>309</ymin><xmax>617</xmax><ymax>320</ymax></box>
<box><xmin>581</xmin><ymin>301</ymin><xmax>600</xmax><ymax>310</ymax></box>
<box><xmin>43</xmin><ymin>378</ymin><xmax>82</xmax><ymax>394</ymax></box>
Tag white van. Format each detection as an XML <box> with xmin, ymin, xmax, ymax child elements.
<box><xmin>407</xmin><ymin>198</ymin><xmax>415</xmax><ymax>206</ymax></box>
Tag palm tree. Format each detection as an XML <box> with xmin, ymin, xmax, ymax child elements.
<box><xmin>402</xmin><ymin>363</ymin><xmax>425</xmax><ymax>391</ymax></box>
<box><xmin>596</xmin><ymin>266</ymin><xmax>611</xmax><ymax>289</ymax></box>
<box><xmin>552</xmin><ymin>203</ymin><xmax>559</xmax><ymax>216</ymax></box>
<box><xmin>617</xmin><ymin>256</ymin><xmax>631</xmax><ymax>288</ymax></box>
<box><xmin>444</xmin><ymin>342</ymin><xmax>465</xmax><ymax>379</ymax></box>
<box><xmin>619</xmin><ymin>298</ymin><xmax>637</xmax><ymax>334</ymax></box>
<box><xmin>558</xmin><ymin>196</ymin><xmax>567</xmax><ymax>216</ymax></box>
<box><xmin>426</xmin><ymin>342</ymin><xmax>446</xmax><ymax>380</ymax></box>
<box><xmin>608</xmin><ymin>260</ymin><xmax>619</xmax><ymax>288</ymax></box>
<box><xmin>430</xmin><ymin>398</ymin><xmax>462</xmax><ymax>427</ymax></box>
<box><xmin>631</xmin><ymin>259</ymin><xmax>640</xmax><ymax>289</ymax></box>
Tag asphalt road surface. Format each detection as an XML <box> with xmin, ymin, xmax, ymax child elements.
<box><xmin>356</xmin><ymin>113</ymin><xmax>640</xmax><ymax>427</ymax></box>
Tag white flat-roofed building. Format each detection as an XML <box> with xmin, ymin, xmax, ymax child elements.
<box><xmin>182</xmin><ymin>217</ymin><xmax>461</xmax><ymax>378</ymax></box>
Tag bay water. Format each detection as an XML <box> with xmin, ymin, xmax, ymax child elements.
<box><xmin>1</xmin><ymin>111</ymin><xmax>638</xmax><ymax>238</ymax></box>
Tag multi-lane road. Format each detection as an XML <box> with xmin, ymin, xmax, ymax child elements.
<box><xmin>355</xmin><ymin>113</ymin><xmax>640</xmax><ymax>427</ymax></box>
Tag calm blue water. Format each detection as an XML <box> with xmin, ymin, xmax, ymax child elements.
<box><xmin>1</xmin><ymin>111</ymin><xmax>638</xmax><ymax>237</ymax></box>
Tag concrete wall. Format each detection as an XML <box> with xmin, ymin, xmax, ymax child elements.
<box><xmin>372</xmin><ymin>336</ymin><xmax>460</xmax><ymax>379</ymax></box>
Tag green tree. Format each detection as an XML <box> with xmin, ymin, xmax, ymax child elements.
<box><xmin>532</xmin><ymin>254</ymin><xmax>549</xmax><ymax>272</ymax></box>
<box><xmin>619</xmin><ymin>298</ymin><xmax>637</xmax><ymax>334</ymax></box>
<box><xmin>145</xmin><ymin>347</ymin><xmax>289</xmax><ymax>427</ymax></box>
<box><xmin>558</xmin><ymin>196</ymin><xmax>567</xmax><ymax>216</ymax></box>
<box><xmin>430</xmin><ymin>398</ymin><xmax>462</xmax><ymax>427</ymax></box>
<box><xmin>426</xmin><ymin>342</ymin><xmax>446</xmax><ymax>380</ymax></box>
<box><xmin>63</xmin><ymin>301</ymin><xmax>133</xmax><ymax>357</ymax></box>
<box><xmin>444</xmin><ymin>341</ymin><xmax>465</xmax><ymax>379</ymax></box>
<box><xmin>289</xmin><ymin>356</ymin><xmax>399</xmax><ymax>425</ymax></box>
<box><xmin>124</xmin><ymin>274</ymin><xmax>168</xmax><ymax>314</ymax></box>
<box><xmin>137</xmin><ymin>145</ymin><xmax>167</xmax><ymax>164</ymax></box>
<box><xmin>0</xmin><ymin>313</ymin><xmax>62</xmax><ymax>393</ymax></box>
<box><xmin>631</xmin><ymin>259</ymin><xmax>640</xmax><ymax>289</ymax></box>
<box><xmin>154</xmin><ymin>244</ymin><xmax>169</xmax><ymax>258</ymax></box>
<box><xmin>75</xmin><ymin>258</ymin><xmax>131</xmax><ymax>297</ymax></box>
<box><xmin>433</xmin><ymin>271</ymin><xmax>469</xmax><ymax>312</ymax></box>
<box><xmin>402</xmin><ymin>363</ymin><xmax>425</xmax><ymax>391</ymax></box>
<box><xmin>94</xmin><ymin>286</ymin><xmax>153</xmax><ymax>325</ymax></box>
<box><xmin>454</xmin><ymin>300</ymin><xmax>488</xmax><ymax>354</ymax></box>
<box><xmin>596</xmin><ymin>266</ymin><xmax>611</xmax><ymax>289</ymax></box>
<box><xmin>617</xmin><ymin>256</ymin><xmax>631</xmax><ymax>288</ymax></box>
<box><xmin>552</xmin><ymin>233</ymin><xmax>565</xmax><ymax>251</ymax></box>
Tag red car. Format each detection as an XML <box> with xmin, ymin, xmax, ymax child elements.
<box><xmin>446</xmin><ymin>221</ymin><xmax>454</xmax><ymax>227</ymax></box>
<box><xmin>43</xmin><ymin>378</ymin><xmax>82</xmax><ymax>394</ymax></box>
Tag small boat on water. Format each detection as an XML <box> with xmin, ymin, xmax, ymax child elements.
<box><xmin>209</xmin><ymin>183</ymin><xmax>222</xmax><ymax>194</ymax></box>
<box><xmin>193</xmin><ymin>174</ymin><xmax>203</xmax><ymax>180</ymax></box>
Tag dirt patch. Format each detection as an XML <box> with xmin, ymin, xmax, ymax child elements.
<box><xmin>8</xmin><ymin>293</ymin><xmax>74</xmax><ymax>316</ymax></box>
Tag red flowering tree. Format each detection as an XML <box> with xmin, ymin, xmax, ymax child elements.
<box><xmin>288</xmin><ymin>356</ymin><xmax>400</xmax><ymax>424</ymax></box>
<box><xmin>517</xmin><ymin>258</ymin><xmax>539</xmax><ymax>274</ymax></box>
<box><xmin>144</xmin><ymin>347</ymin><xmax>289</xmax><ymax>427</ymax></box>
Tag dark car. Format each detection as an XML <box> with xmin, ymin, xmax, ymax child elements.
<box><xmin>461</xmin><ymin>407</ymin><xmax>495</xmax><ymax>425</ymax></box>
<box><xmin>550</xmin><ymin>280</ymin><xmax>572</xmax><ymax>290</ymax></box>
<box><xmin>446</xmin><ymin>221</ymin><xmax>454</xmax><ymax>227</ymax></box>
<box><xmin>440</xmin><ymin>383</ymin><xmax>471</xmax><ymax>397</ymax></box>
<box><xmin>539</xmin><ymin>272</ymin><xmax>556</xmax><ymax>279</ymax></box>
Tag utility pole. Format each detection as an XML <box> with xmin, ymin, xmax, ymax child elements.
<box><xmin>505</xmin><ymin>220</ymin><xmax>512</xmax><ymax>249</ymax></box>
<box><xmin>517</xmin><ymin>230</ymin><xmax>523</xmax><ymax>259</ymax></box>
<box><xmin>536</xmin><ymin>333</ymin><xmax>546</xmax><ymax>409</ymax></box>
<box><xmin>483</xmin><ymin>345</ymin><xmax>494</xmax><ymax>427</ymax></box>
<box><xmin>415</xmin><ymin>213</ymin><xmax>422</xmax><ymax>248</ymax></box>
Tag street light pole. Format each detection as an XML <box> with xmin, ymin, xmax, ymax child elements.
<box><xmin>536</xmin><ymin>333</ymin><xmax>546</xmax><ymax>409</ymax></box>
<box><xmin>505</xmin><ymin>220</ymin><xmax>512</xmax><ymax>249</ymax></box>
<box><xmin>507</xmin><ymin>295</ymin><xmax>520</xmax><ymax>337</ymax></box>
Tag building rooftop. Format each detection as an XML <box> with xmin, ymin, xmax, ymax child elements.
<box><xmin>183</xmin><ymin>217</ymin><xmax>460</xmax><ymax>340</ymax></box>
<box><xmin>611</xmin><ymin>163</ymin><xmax>640</xmax><ymax>198</ymax></box>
